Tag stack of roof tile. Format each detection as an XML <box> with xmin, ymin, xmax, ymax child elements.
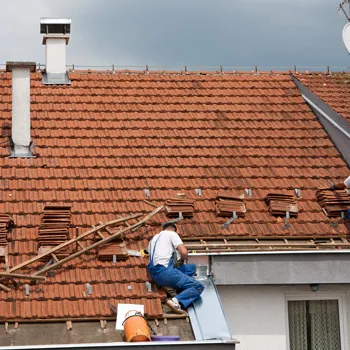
<box><xmin>97</xmin><ymin>242</ymin><xmax>129</xmax><ymax>261</ymax></box>
<box><xmin>265</xmin><ymin>193</ymin><xmax>298</xmax><ymax>217</ymax></box>
<box><xmin>0</xmin><ymin>214</ymin><xmax>13</xmax><ymax>247</ymax></box>
<box><xmin>37</xmin><ymin>205</ymin><xmax>72</xmax><ymax>260</ymax></box>
<box><xmin>0</xmin><ymin>214</ymin><xmax>13</xmax><ymax>260</ymax></box>
<box><xmin>165</xmin><ymin>198</ymin><xmax>195</xmax><ymax>218</ymax></box>
<box><xmin>215</xmin><ymin>191</ymin><xmax>246</xmax><ymax>217</ymax></box>
<box><xmin>316</xmin><ymin>189</ymin><xmax>350</xmax><ymax>217</ymax></box>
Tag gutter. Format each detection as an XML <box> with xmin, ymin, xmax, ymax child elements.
<box><xmin>0</xmin><ymin>340</ymin><xmax>238</xmax><ymax>350</ymax></box>
<box><xmin>189</xmin><ymin>249</ymin><xmax>350</xmax><ymax>256</ymax></box>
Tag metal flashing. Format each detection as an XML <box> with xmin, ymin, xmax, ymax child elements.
<box><xmin>195</xmin><ymin>188</ymin><xmax>202</xmax><ymax>197</ymax></box>
<box><xmin>9</xmin><ymin>142</ymin><xmax>35</xmax><ymax>158</ymax></box>
<box><xmin>9</xmin><ymin>148</ymin><xmax>35</xmax><ymax>158</ymax></box>
<box><xmin>291</xmin><ymin>75</ymin><xmax>350</xmax><ymax>166</ymax></box>
<box><xmin>283</xmin><ymin>211</ymin><xmax>291</xmax><ymax>229</ymax></box>
<box><xmin>330</xmin><ymin>211</ymin><xmax>346</xmax><ymax>228</ymax></box>
<box><xmin>222</xmin><ymin>212</ymin><xmax>238</xmax><ymax>229</ymax></box>
<box><xmin>245</xmin><ymin>188</ymin><xmax>252</xmax><ymax>197</ymax></box>
<box><xmin>189</xmin><ymin>249</ymin><xmax>350</xmax><ymax>256</ymax></box>
<box><xmin>162</xmin><ymin>212</ymin><xmax>184</xmax><ymax>226</ymax></box>
<box><xmin>294</xmin><ymin>188</ymin><xmax>301</xmax><ymax>198</ymax></box>
<box><xmin>42</xmin><ymin>72</ymin><xmax>71</xmax><ymax>85</ymax></box>
<box><xmin>187</xmin><ymin>277</ymin><xmax>233</xmax><ymax>341</ymax></box>
<box><xmin>302</xmin><ymin>94</ymin><xmax>350</xmax><ymax>140</ymax></box>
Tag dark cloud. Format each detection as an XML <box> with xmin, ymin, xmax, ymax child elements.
<box><xmin>0</xmin><ymin>0</ymin><xmax>348</xmax><ymax>70</ymax></box>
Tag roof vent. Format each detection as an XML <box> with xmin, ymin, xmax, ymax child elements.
<box><xmin>40</xmin><ymin>17</ymin><xmax>71</xmax><ymax>85</ymax></box>
<box><xmin>6</xmin><ymin>61</ymin><xmax>36</xmax><ymax>158</ymax></box>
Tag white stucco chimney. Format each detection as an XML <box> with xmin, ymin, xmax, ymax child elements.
<box><xmin>6</xmin><ymin>62</ymin><xmax>36</xmax><ymax>158</ymax></box>
<box><xmin>40</xmin><ymin>17</ymin><xmax>71</xmax><ymax>84</ymax></box>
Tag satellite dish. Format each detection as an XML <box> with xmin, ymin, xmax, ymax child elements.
<box><xmin>343</xmin><ymin>22</ymin><xmax>350</xmax><ymax>54</ymax></box>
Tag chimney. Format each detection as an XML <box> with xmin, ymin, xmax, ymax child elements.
<box><xmin>40</xmin><ymin>17</ymin><xmax>71</xmax><ymax>85</ymax></box>
<box><xmin>6</xmin><ymin>62</ymin><xmax>36</xmax><ymax>158</ymax></box>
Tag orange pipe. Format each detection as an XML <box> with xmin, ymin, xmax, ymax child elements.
<box><xmin>123</xmin><ymin>314</ymin><xmax>151</xmax><ymax>342</ymax></box>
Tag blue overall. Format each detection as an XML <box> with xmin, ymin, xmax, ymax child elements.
<box><xmin>147</xmin><ymin>234</ymin><xmax>204</xmax><ymax>309</ymax></box>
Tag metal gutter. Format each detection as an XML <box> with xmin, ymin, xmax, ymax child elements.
<box><xmin>0</xmin><ymin>340</ymin><xmax>238</xmax><ymax>350</ymax></box>
<box><xmin>189</xmin><ymin>249</ymin><xmax>350</xmax><ymax>256</ymax></box>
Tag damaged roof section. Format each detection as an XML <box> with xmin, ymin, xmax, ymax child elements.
<box><xmin>0</xmin><ymin>70</ymin><xmax>349</xmax><ymax>322</ymax></box>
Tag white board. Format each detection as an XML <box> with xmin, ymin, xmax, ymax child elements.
<box><xmin>115</xmin><ymin>303</ymin><xmax>144</xmax><ymax>330</ymax></box>
<box><xmin>342</xmin><ymin>22</ymin><xmax>350</xmax><ymax>54</ymax></box>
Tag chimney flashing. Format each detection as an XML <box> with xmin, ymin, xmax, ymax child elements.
<box><xmin>42</xmin><ymin>72</ymin><xmax>71</xmax><ymax>85</ymax></box>
<box><xmin>9</xmin><ymin>143</ymin><xmax>35</xmax><ymax>159</ymax></box>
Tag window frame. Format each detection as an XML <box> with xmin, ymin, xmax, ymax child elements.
<box><xmin>285</xmin><ymin>292</ymin><xmax>349</xmax><ymax>350</ymax></box>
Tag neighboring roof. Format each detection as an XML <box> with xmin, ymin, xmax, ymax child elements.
<box><xmin>293</xmin><ymin>72</ymin><xmax>350</xmax><ymax>123</ymax></box>
<box><xmin>0</xmin><ymin>70</ymin><xmax>349</xmax><ymax>321</ymax></box>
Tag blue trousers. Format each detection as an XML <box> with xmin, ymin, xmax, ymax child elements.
<box><xmin>148</xmin><ymin>262</ymin><xmax>204</xmax><ymax>309</ymax></box>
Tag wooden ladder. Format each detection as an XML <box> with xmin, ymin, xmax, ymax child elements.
<box><xmin>0</xmin><ymin>206</ymin><xmax>164</xmax><ymax>290</ymax></box>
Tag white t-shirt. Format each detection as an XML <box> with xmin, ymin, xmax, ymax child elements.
<box><xmin>344</xmin><ymin>176</ymin><xmax>350</xmax><ymax>188</ymax></box>
<box><xmin>148</xmin><ymin>230</ymin><xmax>183</xmax><ymax>267</ymax></box>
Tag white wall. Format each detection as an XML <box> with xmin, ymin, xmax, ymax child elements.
<box><xmin>12</xmin><ymin>67</ymin><xmax>31</xmax><ymax>155</ymax></box>
<box><xmin>46</xmin><ymin>38</ymin><xmax>66</xmax><ymax>74</ymax></box>
<box><xmin>218</xmin><ymin>284</ymin><xmax>350</xmax><ymax>350</ymax></box>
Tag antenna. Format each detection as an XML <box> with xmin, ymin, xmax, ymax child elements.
<box><xmin>338</xmin><ymin>1</ymin><xmax>350</xmax><ymax>21</ymax></box>
<box><xmin>338</xmin><ymin>1</ymin><xmax>350</xmax><ymax>53</ymax></box>
<box><xmin>343</xmin><ymin>23</ymin><xmax>350</xmax><ymax>54</ymax></box>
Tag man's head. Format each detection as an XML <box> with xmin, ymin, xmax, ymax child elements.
<box><xmin>162</xmin><ymin>222</ymin><xmax>177</xmax><ymax>232</ymax></box>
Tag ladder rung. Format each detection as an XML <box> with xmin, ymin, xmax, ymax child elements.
<box><xmin>51</xmin><ymin>253</ymin><xmax>59</xmax><ymax>263</ymax></box>
<box><xmin>97</xmin><ymin>231</ymin><xmax>105</xmax><ymax>239</ymax></box>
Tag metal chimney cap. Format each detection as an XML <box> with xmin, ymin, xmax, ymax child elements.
<box><xmin>40</xmin><ymin>17</ymin><xmax>71</xmax><ymax>24</ymax></box>
<box><xmin>6</xmin><ymin>61</ymin><xmax>36</xmax><ymax>73</ymax></box>
<box><xmin>40</xmin><ymin>17</ymin><xmax>71</xmax><ymax>34</ymax></box>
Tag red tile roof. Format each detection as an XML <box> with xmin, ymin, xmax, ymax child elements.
<box><xmin>293</xmin><ymin>72</ymin><xmax>350</xmax><ymax>123</ymax></box>
<box><xmin>0</xmin><ymin>70</ymin><xmax>349</xmax><ymax>321</ymax></box>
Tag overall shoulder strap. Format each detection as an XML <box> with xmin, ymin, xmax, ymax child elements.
<box><xmin>149</xmin><ymin>233</ymin><xmax>163</xmax><ymax>264</ymax></box>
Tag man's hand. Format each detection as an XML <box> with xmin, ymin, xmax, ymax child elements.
<box><xmin>179</xmin><ymin>257</ymin><xmax>188</xmax><ymax>265</ymax></box>
<box><xmin>177</xmin><ymin>244</ymin><xmax>188</xmax><ymax>263</ymax></box>
<box><xmin>329</xmin><ymin>182</ymin><xmax>346</xmax><ymax>191</ymax></box>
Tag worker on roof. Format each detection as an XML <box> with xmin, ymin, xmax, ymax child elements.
<box><xmin>329</xmin><ymin>176</ymin><xmax>350</xmax><ymax>190</ymax></box>
<box><xmin>147</xmin><ymin>222</ymin><xmax>204</xmax><ymax>314</ymax></box>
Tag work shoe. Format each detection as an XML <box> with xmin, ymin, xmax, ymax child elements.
<box><xmin>166</xmin><ymin>298</ymin><xmax>186</xmax><ymax>314</ymax></box>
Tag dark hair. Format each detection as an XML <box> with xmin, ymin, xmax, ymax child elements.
<box><xmin>162</xmin><ymin>223</ymin><xmax>177</xmax><ymax>231</ymax></box>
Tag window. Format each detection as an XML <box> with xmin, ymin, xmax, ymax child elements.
<box><xmin>288</xmin><ymin>300</ymin><xmax>341</xmax><ymax>350</ymax></box>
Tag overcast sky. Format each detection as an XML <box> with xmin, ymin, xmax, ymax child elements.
<box><xmin>0</xmin><ymin>0</ymin><xmax>349</xmax><ymax>71</ymax></box>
